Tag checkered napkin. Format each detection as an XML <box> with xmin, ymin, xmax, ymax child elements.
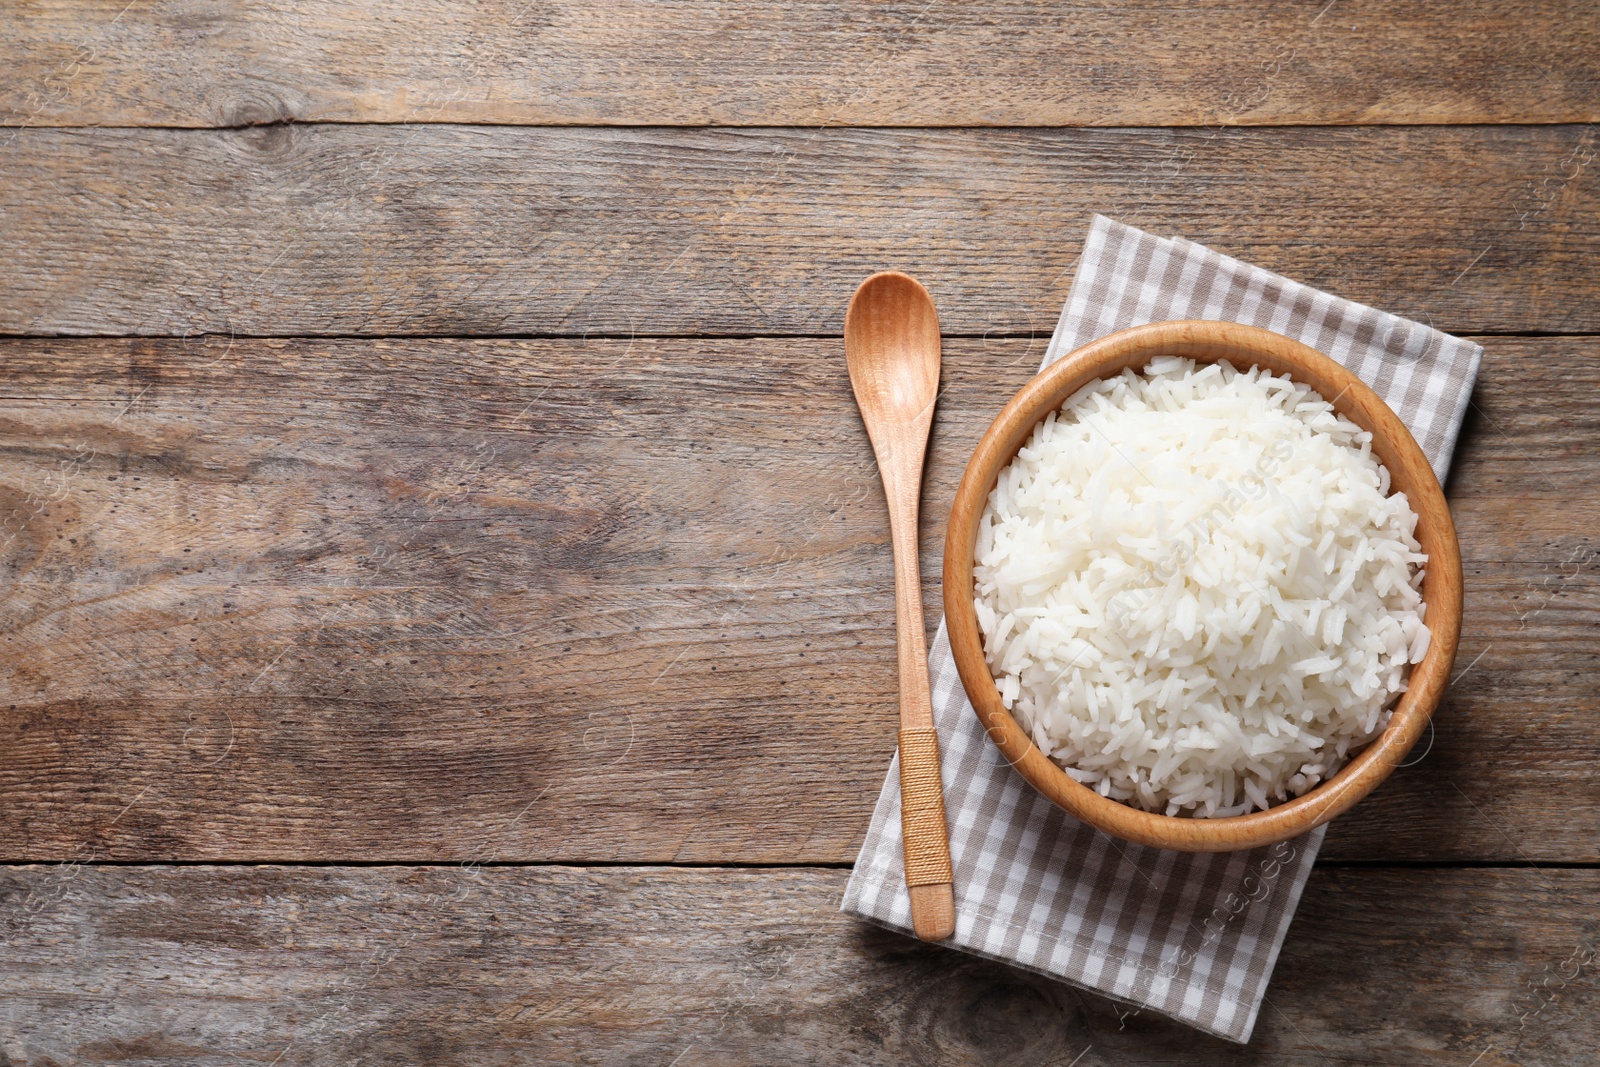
<box><xmin>841</xmin><ymin>215</ymin><xmax>1482</xmax><ymax>1043</ymax></box>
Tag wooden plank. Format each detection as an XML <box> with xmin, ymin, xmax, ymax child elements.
<box><xmin>3</xmin><ymin>1</ymin><xmax>1598</xmax><ymax>129</ymax></box>
<box><xmin>0</xmin><ymin>335</ymin><xmax>1593</xmax><ymax>863</ymax></box>
<box><xmin>0</xmin><ymin>864</ymin><xmax>1595</xmax><ymax>1064</ymax></box>
<box><xmin>2</xmin><ymin>124</ymin><xmax>1597</xmax><ymax>337</ymax></box>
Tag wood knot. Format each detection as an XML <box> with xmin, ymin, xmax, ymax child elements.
<box><xmin>901</xmin><ymin>969</ymin><xmax>1091</xmax><ymax>1064</ymax></box>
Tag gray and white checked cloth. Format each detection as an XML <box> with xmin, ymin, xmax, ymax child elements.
<box><xmin>841</xmin><ymin>214</ymin><xmax>1482</xmax><ymax>1043</ymax></box>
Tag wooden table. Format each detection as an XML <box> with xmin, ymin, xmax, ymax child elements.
<box><xmin>2</xmin><ymin>4</ymin><xmax>1596</xmax><ymax>1063</ymax></box>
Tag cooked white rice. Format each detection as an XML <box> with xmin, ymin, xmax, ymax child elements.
<box><xmin>974</xmin><ymin>357</ymin><xmax>1429</xmax><ymax>817</ymax></box>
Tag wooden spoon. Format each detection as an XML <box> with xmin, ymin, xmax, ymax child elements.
<box><xmin>844</xmin><ymin>271</ymin><xmax>956</xmax><ymax>942</ymax></box>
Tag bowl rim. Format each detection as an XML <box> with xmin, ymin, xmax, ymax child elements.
<box><xmin>942</xmin><ymin>319</ymin><xmax>1464</xmax><ymax>852</ymax></box>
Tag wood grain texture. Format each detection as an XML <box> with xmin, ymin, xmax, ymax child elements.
<box><xmin>4</xmin><ymin>1</ymin><xmax>1599</xmax><ymax>129</ymax></box>
<box><xmin>1</xmin><ymin>864</ymin><xmax>1596</xmax><ymax>1065</ymax></box>
<box><xmin>0</xmin><ymin>336</ymin><xmax>1594</xmax><ymax>864</ymax></box>
<box><xmin>2</xmin><ymin>124</ymin><xmax>1598</xmax><ymax>337</ymax></box>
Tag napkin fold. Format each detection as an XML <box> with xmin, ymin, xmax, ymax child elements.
<box><xmin>841</xmin><ymin>215</ymin><xmax>1482</xmax><ymax>1043</ymax></box>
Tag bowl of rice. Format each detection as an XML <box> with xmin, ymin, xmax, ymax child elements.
<box><xmin>943</xmin><ymin>320</ymin><xmax>1463</xmax><ymax>852</ymax></box>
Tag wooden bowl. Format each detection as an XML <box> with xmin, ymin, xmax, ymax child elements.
<box><xmin>943</xmin><ymin>320</ymin><xmax>1463</xmax><ymax>852</ymax></box>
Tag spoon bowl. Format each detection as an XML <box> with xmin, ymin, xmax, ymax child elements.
<box><xmin>846</xmin><ymin>271</ymin><xmax>942</xmax><ymax>427</ymax></box>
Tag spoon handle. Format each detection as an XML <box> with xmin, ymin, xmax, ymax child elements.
<box><xmin>884</xmin><ymin>446</ymin><xmax>956</xmax><ymax>942</ymax></box>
